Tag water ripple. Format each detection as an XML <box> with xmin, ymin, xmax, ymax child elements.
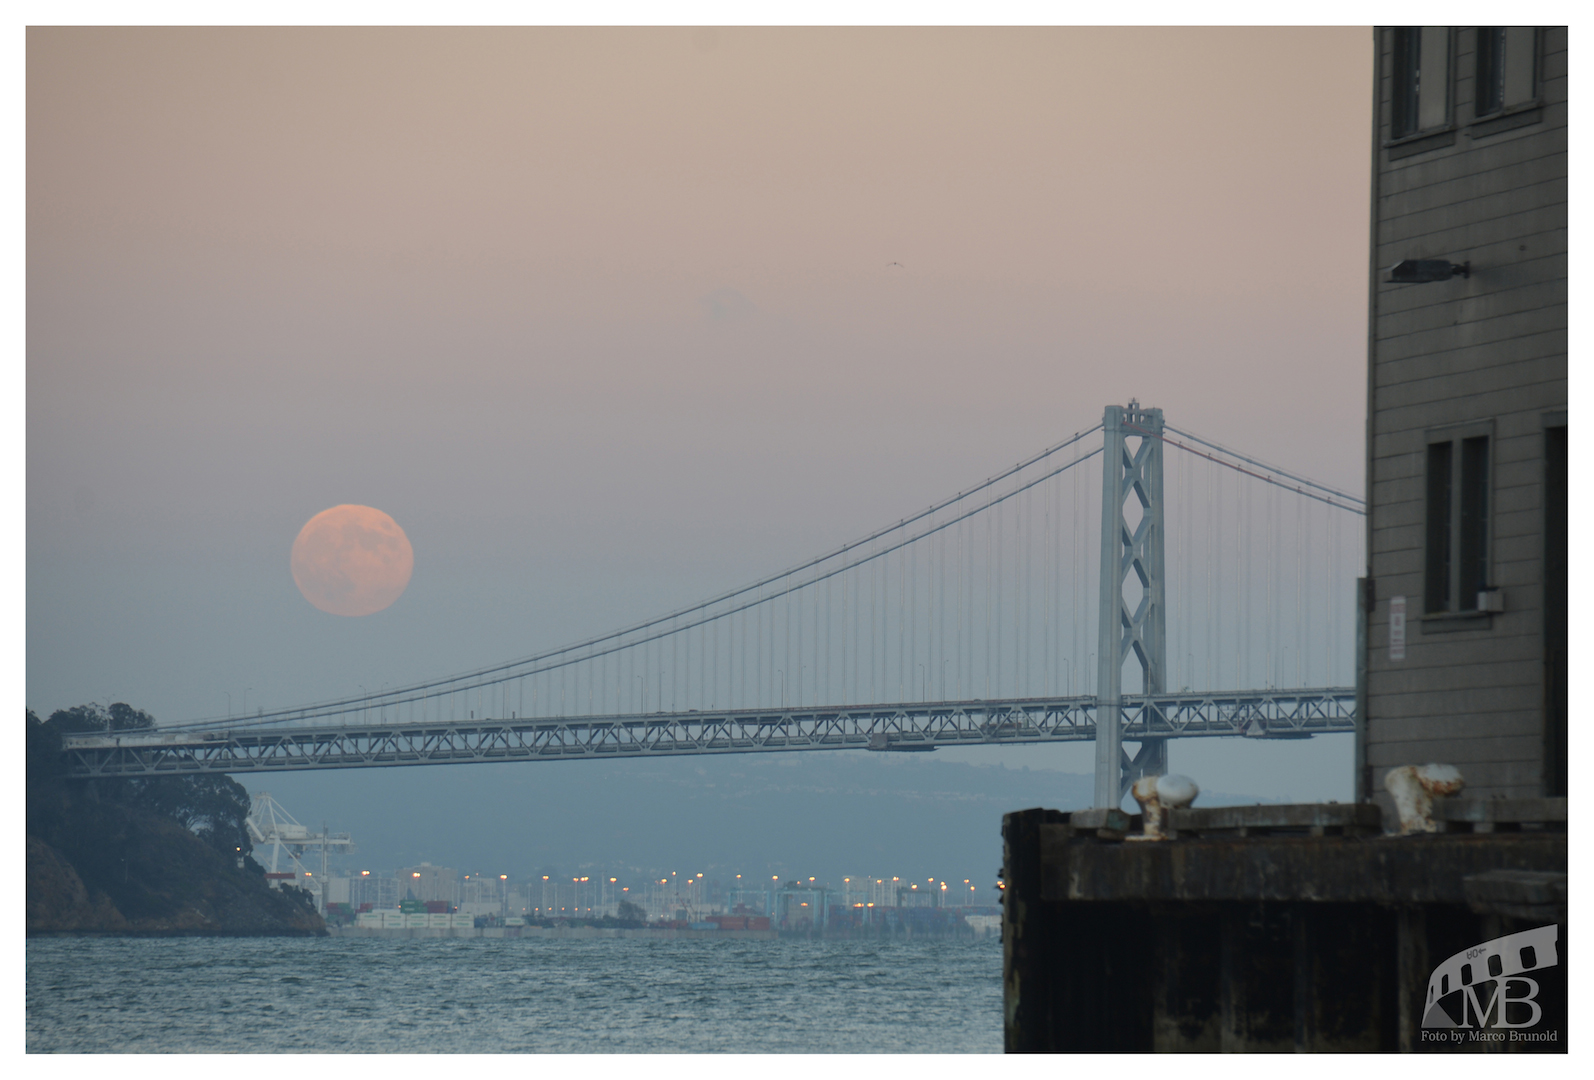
<box><xmin>27</xmin><ymin>936</ymin><xmax>1002</xmax><ymax>1053</ymax></box>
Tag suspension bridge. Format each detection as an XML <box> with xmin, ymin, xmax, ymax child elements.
<box><xmin>62</xmin><ymin>402</ymin><xmax>1365</xmax><ymax>807</ymax></box>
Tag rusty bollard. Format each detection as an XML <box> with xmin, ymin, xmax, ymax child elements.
<box><xmin>1384</xmin><ymin>764</ymin><xmax>1464</xmax><ymax>834</ymax></box>
<box><xmin>1128</xmin><ymin>774</ymin><xmax>1199</xmax><ymax>840</ymax></box>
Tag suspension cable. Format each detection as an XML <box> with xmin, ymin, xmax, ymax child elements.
<box><xmin>1126</xmin><ymin>423</ymin><xmax>1364</xmax><ymax>514</ymax></box>
<box><xmin>166</xmin><ymin>427</ymin><xmax>1104</xmax><ymax>730</ymax></box>
<box><xmin>1164</xmin><ymin>424</ymin><xmax>1363</xmax><ymax>507</ymax></box>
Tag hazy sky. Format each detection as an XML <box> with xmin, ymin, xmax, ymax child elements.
<box><xmin>28</xmin><ymin>27</ymin><xmax>1374</xmax><ymax>826</ymax></box>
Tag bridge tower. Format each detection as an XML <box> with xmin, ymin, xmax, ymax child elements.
<box><xmin>1093</xmin><ymin>401</ymin><xmax>1167</xmax><ymax>807</ymax></box>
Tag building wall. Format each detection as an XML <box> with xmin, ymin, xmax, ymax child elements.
<box><xmin>1364</xmin><ymin>26</ymin><xmax>1567</xmax><ymax>800</ymax></box>
<box><xmin>397</xmin><ymin>862</ymin><xmax>459</xmax><ymax>905</ymax></box>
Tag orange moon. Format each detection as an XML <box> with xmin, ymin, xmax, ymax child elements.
<box><xmin>290</xmin><ymin>505</ymin><xmax>414</xmax><ymax>617</ymax></box>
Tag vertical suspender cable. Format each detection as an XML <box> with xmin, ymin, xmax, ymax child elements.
<box><xmin>1297</xmin><ymin>492</ymin><xmax>1304</xmax><ymax>687</ymax></box>
<box><xmin>1233</xmin><ymin>469</ymin><xmax>1240</xmax><ymax>688</ymax></box>
<box><xmin>898</xmin><ymin>539</ymin><xmax>906</xmax><ymax>701</ymax></box>
<box><xmin>1071</xmin><ymin>455</ymin><xmax>1078</xmax><ymax>695</ymax></box>
<box><xmin>841</xmin><ymin>561</ymin><xmax>850</xmax><ymax>706</ymax></box>
<box><xmin>911</xmin><ymin>541</ymin><xmax>924</xmax><ymax>700</ymax></box>
<box><xmin>1331</xmin><ymin>499</ymin><xmax>1339</xmax><ymax>685</ymax></box>
<box><xmin>1023</xmin><ymin>486</ymin><xmax>1030</xmax><ymax>696</ymax></box>
<box><xmin>1268</xmin><ymin>484</ymin><xmax>1276</xmax><ymax>687</ymax></box>
<box><xmin>1202</xmin><ymin>458</ymin><xmax>1211</xmax><ymax>690</ymax></box>
<box><xmin>933</xmin><ymin>521</ymin><xmax>941</xmax><ymax>699</ymax></box>
<box><xmin>956</xmin><ymin>512</ymin><xmax>964</xmax><ymax>699</ymax></box>
<box><xmin>996</xmin><ymin>487</ymin><xmax>1004</xmax><ymax>697</ymax></box>
<box><xmin>975</xmin><ymin>487</ymin><xmax>988</xmax><ymax>697</ymax></box>
<box><xmin>870</xmin><ymin>540</ymin><xmax>877</xmax><ymax>705</ymax></box>
<box><xmin>1240</xmin><ymin>469</ymin><xmax>1248</xmax><ymax>690</ymax></box>
<box><xmin>1044</xmin><ymin>475</ymin><xmax>1052</xmax><ymax>695</ymax></box>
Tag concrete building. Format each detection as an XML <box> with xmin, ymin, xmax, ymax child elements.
<box><xmin>1362</xmin><ymin>26</ymin><xmax>1567</xmax><ymax>804</ymax></box>
<box><xmin>457</xmin><ymin>874</ymin><xmax>506</xmax><ymax>918</ymax></box>
<box><xmin>397</xmin><ymin>863</ymin><xmax>458</xmax><ymax>905</ymax></box>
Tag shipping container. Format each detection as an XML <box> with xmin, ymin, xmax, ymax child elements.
<box><xmin>450</xmin><ymin>914</ymin><xmax>473</xmax><ymax>929</ymax></box>
<box><xmin>428</xmin><ymin>913</ymin><xmax>451</xmax><ymax>929</ymax></box>
<box><xmin>383</xmin><ymin>913</ymin><xmax>407</xmax><ymax>928</ymax></box>
<box><xmin>405</xmin><ymin>913</ymin><xmax>430</xmax><ymax>928</ymax></box>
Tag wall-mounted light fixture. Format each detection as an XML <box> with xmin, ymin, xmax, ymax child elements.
<box><xmin>1387</xmin><ymin>258</ymin><xmax>1470</xmax><ymax>283</ymax></box>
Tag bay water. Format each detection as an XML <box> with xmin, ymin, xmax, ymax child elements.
<box><xmin>27</xmin><ymin>935</ymin><xmax>1003</xmax><ymax>1053</ymax></box>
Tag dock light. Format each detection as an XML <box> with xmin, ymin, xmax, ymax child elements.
<box><xmin>362</xmin><ymin>871</ymin><xmax>370</xmax><ymax>877</ymax></box>
<box><xmin>413</xmin><ymin>872</ymin><xmax>421</xmax><ymax>878</ymax></box>
<box><xmin>501</xmin><ymin>875</ymin><xmax>507</xmax><ymax>881</ymax></box>
<box><xmin>1387</xmin><ymin>258</ymin><xmax>1470</xmax><ymax>283</ymax></box>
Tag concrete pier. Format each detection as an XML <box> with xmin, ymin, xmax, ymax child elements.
<box><xmin>1001</xmin><ymin>801</ymin><xmax>1567</xmax><ymax>1052</ymax></box>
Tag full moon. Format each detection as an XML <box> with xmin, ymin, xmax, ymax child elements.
<box><xmin>290</xmin><ymin>505</ymin><xmax>414</xmax><ymax>617</ymax></box>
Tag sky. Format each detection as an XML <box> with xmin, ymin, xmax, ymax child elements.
<box><xmin>27</xmin><ymin>27</ymin><xmax>1375</xmax><ymax>871</ymax></box>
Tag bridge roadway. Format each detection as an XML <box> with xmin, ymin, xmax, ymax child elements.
<box><xmin>61</xmin><ymin>688</ymin><xmax>1355</xmax><ymax>777</ymax></box>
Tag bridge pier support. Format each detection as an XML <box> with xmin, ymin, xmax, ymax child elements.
<box><xmin>1094</xmin><ymin>401</ymin><xmax>1167</xmax><ymax>807</ymax></box>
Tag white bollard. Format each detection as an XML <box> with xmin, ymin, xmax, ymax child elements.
<box><xmin>1384</xmin><ymin>764</ymin><xmax>1464</xmax><ymax>834</ymax></box>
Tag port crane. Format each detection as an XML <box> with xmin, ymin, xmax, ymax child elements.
<box><xmin>245</xmin><ymin>792</ymin><xmax>353</xmax><ymax>914</ymax></box>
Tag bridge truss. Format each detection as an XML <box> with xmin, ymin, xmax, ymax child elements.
<box><xmin>62</xmin><ymin>688</ymin><xmax>1353</xmax><ymax>779</ymax></box>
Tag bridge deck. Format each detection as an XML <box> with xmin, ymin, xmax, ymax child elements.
<box><xmin>61</xmin><ymin>689</ymin><xmax>1355</xmax><ymax>777</ymax></box>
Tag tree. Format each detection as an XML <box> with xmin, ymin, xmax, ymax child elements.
<box><xmin>27</xmin><ymin>709</ymin><xmax>62</xmax><ymax>782</ymax></box>
<box><xmin>28</xmin><ymin>702</ymin><xmax>253</xmax><ymax>858</ymax></box>
<box><xmin>107</xmin><ymin>702</ymin><xmax>157</xmax><ymax>732</ymax></box>
<box><xmin>46</xmin><ymin>704</ymin><xmax>113</xmax><ymax>735</ymax></box>
<box><xmin>616</xmin><ymin>899</ymin><xmax>647</xmax><ymax>925</ymax></box>
<box><xmin>130</xmin><ymin>774</ymin><xmax>254</xmax><ymax>857</ymax></box>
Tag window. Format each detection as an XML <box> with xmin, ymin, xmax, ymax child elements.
<box><xmin>1475</xmin><ymin>27</ymin><xmax>1538</xmax><ymax>117</ymax></box>
<box><xmin>1392</xmin><ymin>27</ymin><xmax>1451</xmax><ymax>138</ymax></box>
<box><xmin>1424</xmin><ymin>431</ymin><xmax>1491</xmax><ymax>614</ymax></box>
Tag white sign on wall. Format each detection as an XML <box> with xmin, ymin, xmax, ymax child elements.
<box><xmin>1389</xmin><ymin>595</ymin><xmax>1407</xmax><ymax>661</ymax></box>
